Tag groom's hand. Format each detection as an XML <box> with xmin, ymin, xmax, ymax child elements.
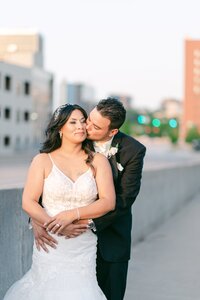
<box><xmin>32</xmin><ymin>220</ymin><xmax>58</xmax><ymax>252</ymax></box>
<box><xmin>60</xmin><ymin>221</ymin><xmax>88</xmax><ymax>238</ymax></box>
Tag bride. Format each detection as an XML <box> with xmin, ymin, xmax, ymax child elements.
<box><xmin>4</xmin><ymin>103</ymin><xmax>115</xmax><ymax>300</ymax></box>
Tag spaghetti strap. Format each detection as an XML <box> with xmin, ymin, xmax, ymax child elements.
<box><xmin>48</xmin><ymin>153</ymin><xmax>55</xmax><ymax>165</ymax></box>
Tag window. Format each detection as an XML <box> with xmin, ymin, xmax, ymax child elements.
<box><xmin>24</xmin><ymin>111</ymin><xmax>29</xmax><ymax>121</ymax></box>
<box><xmin>5</xmin><ymin>76</ymin><xmax>11</xmax><ymax>91</ymax></box>
<box><xmin>4</xmin><ymin>107</ymin><xmax>11</xmax><ymax>119</ymax></box>
<box><xmin>193</xmin><ymin>85</ymin><xmax>200</xmax><ymax>94</ymax></box>
<box><xmin>24</xmin><ymin>81</ymin><xmax>31</xmax><ymax>95</ymax></box>
<box><xmin>4</xmin><ymin>136</ymin><xmax>10</xmax><ymax>146</ymax></box>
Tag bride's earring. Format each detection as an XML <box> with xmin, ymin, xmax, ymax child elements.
<box><xmin>59</xmin><ymin>131</ymin><xmax>63</xmax><ymax>139</ymax></box>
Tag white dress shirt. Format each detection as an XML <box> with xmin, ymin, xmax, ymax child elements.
<box><xmin>93</xmin><ymin>137</ymin><xmax>114</xmax><ymax>157</ymax></box>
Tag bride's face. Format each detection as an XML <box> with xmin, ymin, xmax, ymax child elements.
<box><xmin>60</xmin><ymin>109</ymin><xmax>87</xmax><ymax>143</ymax></box>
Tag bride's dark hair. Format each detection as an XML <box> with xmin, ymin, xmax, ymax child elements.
<box><xmin>40</xmin><ymin>103</ymin><xmax>94</xmax><ymax>165</ymax></box>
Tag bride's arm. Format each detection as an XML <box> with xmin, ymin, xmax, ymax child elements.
<box><xmin>45</xmin><ymin>153</ymin><xmax>116</xmax><ymax>233</ymax></box>
<box><xmin>22</xmin><ymin>154</ymin><xmax>51</xmax><ymax>225</ymax></box>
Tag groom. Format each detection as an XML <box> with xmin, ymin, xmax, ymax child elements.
<box><xmin>33</xmin><ymin>98</ymin><xmax>146</xmax><ymax>300</ymax></box>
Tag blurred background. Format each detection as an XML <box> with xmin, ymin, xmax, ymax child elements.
<box><xmin>1</xmin><ymin>0</ymin><xmax>200</xmax><ymax>187</ymax></box>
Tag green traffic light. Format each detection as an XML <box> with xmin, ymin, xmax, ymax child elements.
<box><xmin>152</xmin><ymin>118</ymin><xmax>160</xmax><ymax>127</ymax></box>
<box><xmin>169</xmin><ymin>119</ymin><xmax>177</xmax><ymax>128</ymax></box>
<box><xmin>137</xmin><ymin>115</ymin><xmax>146</xmax><ymax>124</ymax></box>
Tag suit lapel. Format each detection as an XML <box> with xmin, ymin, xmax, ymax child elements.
<box><xmin>111</xmin><ymin>131</ymin><xmax>122</xmax><ymax>148</ymax></box>
<box><xmin>108</xmin><ymin>155</ymin><xmax>118</xmax><ymax>184</ymax></box>
<box><xmin>108</xmin><ymin>132</ymin><xmax>122</xmax><ymax>184</ymax></box>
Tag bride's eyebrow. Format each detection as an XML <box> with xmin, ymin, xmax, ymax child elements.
<box><xmin>70</xmin><ymin>117</ymin><xmax>86</xmax><ymax>121</ymax></box>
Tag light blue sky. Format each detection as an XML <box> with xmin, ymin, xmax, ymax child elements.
<box><xmin>1</xmin><ymin>0</ymin><xmax>200</xmax><ymax>109</ymax></box>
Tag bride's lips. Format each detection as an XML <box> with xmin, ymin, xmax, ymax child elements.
<box><xmin>75</xmin><ymin>131</ymin><xmax>85</xmax><ymax>135</ymax></box>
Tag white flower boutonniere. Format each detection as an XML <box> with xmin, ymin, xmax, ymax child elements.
<box><xmin>117</xmin><ymin>162</ymin><xmax>124</xmax><ymax>172</ymax></box>
<box><xmin>107</xmin><ymin>144</ymin><xmax>118</xmax><ymax>159</ymax></box>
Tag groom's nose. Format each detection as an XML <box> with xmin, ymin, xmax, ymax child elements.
<box><xmin>86</xmin><ymin>119</ymin><xmax>91</xmax><ymax>130</ymax></box>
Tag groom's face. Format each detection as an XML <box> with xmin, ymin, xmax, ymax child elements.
<box><xmin>86</xmin><ymin>108</ymin><xmax>114</xmax><ymax>142</ymax></box>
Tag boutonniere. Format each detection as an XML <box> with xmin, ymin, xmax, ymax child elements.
<box><xmin>116</xmin><ymin>162</ymin><xmax>124</xmax><ymax>172</ymax></box>
<box><xmin>107</xmin><ymin>144</ymin><xmax>119</xmax><ymax>159</ymax></box>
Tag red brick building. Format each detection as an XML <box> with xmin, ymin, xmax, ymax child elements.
<box><xmin>182</xmin><ymin>39</ymin><xmax>200</xmax><ymax>139</ymax></box>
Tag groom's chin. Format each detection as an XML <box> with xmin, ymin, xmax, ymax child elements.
<box><xmin>86</xmin><ymin>132</ymin><xmax>93</xmax><ymax>140</ymax></box>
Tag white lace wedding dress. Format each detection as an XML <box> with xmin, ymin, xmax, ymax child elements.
<box><xmin>4</xmin><ymin>155</ymin><xmax>106</xmax><ymax>300</ymax></box>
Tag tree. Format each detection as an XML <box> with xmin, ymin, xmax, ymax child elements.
<box><xmin>185</xmin><ymin>126</ymin><xmax>200</xmax><ymax>143</ymax></box>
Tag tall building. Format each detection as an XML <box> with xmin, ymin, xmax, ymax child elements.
<box><xmin>181</xmin><ymin>39</ymin><xmax>200</xmax><ymax>139</ymax></box>
<box><xmin>60</xmin><ymin>80</ymin><xmax>96</xmax><ymax>113</ymax></box>
<box><xmin>0</xmin><ymin>29</ymin><xmax>53</xmax><ymax>155</ymax></box>
<box><xmin>160</xmin><ymin>98</ymin><xmax>182</xmax><ymax>119</ymax></box>
<box><xmin>0</xmin><ymin>28</ymin><xmax>43</xmax><ymax>68</ymax></box>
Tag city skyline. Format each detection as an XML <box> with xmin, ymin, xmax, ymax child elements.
<box><xmin>1</xmin><ymin>0</ymin><xmax>200</xmax><ymax>109</ymax></box>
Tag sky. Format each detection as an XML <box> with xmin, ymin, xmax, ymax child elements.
<box><xmin>1</xmin><ymin>0</ymin><xmax>200</xmax><ymax>110</ymax></box>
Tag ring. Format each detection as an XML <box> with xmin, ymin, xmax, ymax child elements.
<box><xmin>56</xmin><ymin>223</ymin><xmax>61</xmax><ymax>227</ymax></box>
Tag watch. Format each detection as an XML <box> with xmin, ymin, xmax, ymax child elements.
<box><xmin>88</xmin><ymin>219</ymin><xmax>96</xmax><ymax>232</ymax></box>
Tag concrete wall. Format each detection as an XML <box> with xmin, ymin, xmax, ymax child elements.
<box><xmin>0</xmin><ymin>188</ymin><xmax>33</xmax><ymax>299</ymax></box>
<box><xmin>132</xmin><ymin>162</ymin><xmax>200</xmax><ymax>243</ymax></box>
<box><xmin>1</xmin><ymin>162</ymin><xmax>200</xmax><ymax>298</ymax></box>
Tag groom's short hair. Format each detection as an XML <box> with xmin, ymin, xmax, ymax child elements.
<box><xmin>96</xmin><ymin>98</ymin><xmax>126</xmax><ymax>130</ymax></box>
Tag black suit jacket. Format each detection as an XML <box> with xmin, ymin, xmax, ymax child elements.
<box><xmin>94</xmin><ymin>131</ymin><xmax>146</xmax><ymax>262</ymax></box>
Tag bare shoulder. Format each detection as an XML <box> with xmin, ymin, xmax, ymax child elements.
<box><xmin>93</xmin><ymin>153</ymin><xmax>109</xmax><ymax>167</ymax></box>
<box><xmin>31</xmin><ymin>153</ymin><xmax>49</xmax><ymax>168</ymax></box>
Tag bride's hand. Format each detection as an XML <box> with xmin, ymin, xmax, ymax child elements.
<box><xmin>44</xmin><ymin>210</ymin><xmax>76</xmax><ymax>234</ymax></box>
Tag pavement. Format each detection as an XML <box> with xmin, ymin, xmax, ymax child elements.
<box><xmin>124</xmin><ymin>192</ymin><xmax>200</xmax><ymax>300</ymax></box>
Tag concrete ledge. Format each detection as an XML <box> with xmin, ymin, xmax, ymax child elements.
<box><xmin>1</xmin><ymin>162</ymin><xmax>200</xmax><ymax>298</ymax></box>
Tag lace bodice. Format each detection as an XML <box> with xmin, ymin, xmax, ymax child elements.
<box><xmin>42</xmin><ymin>154</ymin><xmax>98</xmax><ymax>216</ymax></box>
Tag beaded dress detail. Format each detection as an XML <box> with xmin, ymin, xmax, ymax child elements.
<box><xmin>4</xmin><ymin>154</ymin><xmax>106</xmax><ymax>300</ymax></box>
